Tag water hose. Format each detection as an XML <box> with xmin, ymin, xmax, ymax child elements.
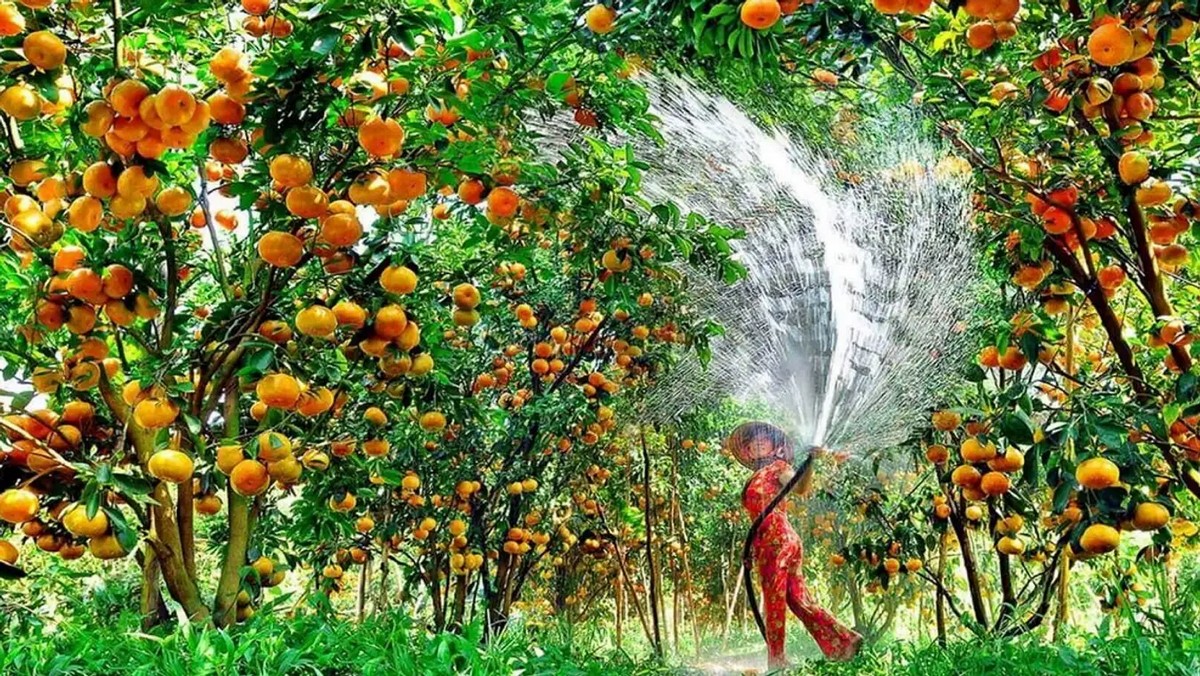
<box><xmin>741</xmin><ymin>449</ymin><xmax>816</xmax><ymax>642</ymax></box>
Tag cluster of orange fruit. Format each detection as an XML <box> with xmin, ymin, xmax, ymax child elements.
<box><xmin>872</xmin><ymin>0</ymin><xmax>933</xmax><ymax>16</ymax></box>
<box><xmin>960</xmin><ymin>0</ymin><xmax>1021</xmax><ymax>50</ymax></box>
<box><xmin>214</xmin><ymin>430</ymin><xmax>327</xmax><ymax>498</ymax></box>
<box><xmin>82</xmin><ymin>78</ymin><xmax>214</xmax><ymax>160</ymax></box>
<box><xmin>0</xmin><ymin>488</ymin><xmax>125</xmax><ymax>563</ymax></box>
<box><xmin>239</xmin><ymin>0</ymin><xmax>294</xmax><ymax>38</ymax></box>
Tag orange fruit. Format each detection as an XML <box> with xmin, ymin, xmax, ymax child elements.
<box><xmin>380</xmin><ymin>265</ymin><xmax>418</xmax><ymax>294</ymax></box>
<box><xmin>257</xmin><ymin>231</ymin><xmax>305</xmax><ymax>267</ymax></box>
<box><xmin>296</xmin><ymin>305</ymin><xmax>337</xmax><ymax>338</ymax></box>
<box><xmin>0</xmin><ymin>3</ymin><xmax>27</xmax><ymax>37</ymax></box>
<box><xmin>1088</xmin><ymin>23</ymin><xmax>1134</xmax><ymax>67</ymax></box>
<box><xmin>457</xmin><ymin>179</ymin><xmax>485</xmax><ymax>205</ymax></box>
<box><xmin>960</xmin><ymin>436</ymin><xmax>997</xmax><ymax>463</ymax></box>
<box><xmin>420</xmin><ymin>411</ymin><xmax>446</xmax><ymax>431</ymax></box>
<box><xmin>1076</xmin><ymin>456</ymin><xmax>1119</xmax><ymax>490</ymax></box>
<box><xmin>23</xmin><ymin>30</ymin><xmax>66</xmax><ymax>71</ymax></box>
<box><xmin>453</xmin><ymin>283</ymin><xmax>481</xmax><ymax>309</ymax></box>
<box><xmin>154</xmin><ymin>84</ymin><xmax>197</xmax><ymax>126</ymax></box>
<box><xmin>133</xmin><ymin>397</ymin><xmax>179</xmax><ymax>429</ymax></box>
<box><xmin>1131</xmin><ymin>502</ymin><xmax>1169</xmax><ymax>531</ymax></box>
<box><xmin>231</xmin><ymin>460</ymin><xmax>270</xmax><ymax>496</ymax></box>
<box><xmin>387</xmin><ymin>169</ymin><xmax>427</xmax><ymax>200</ymax></box>
<box><xmin>1096</xmin><ymin>265</ymin><xmax>1126</xmax><ymax>290</ymax></box>
<box><xmin>217</xmin><ymin>444</ymin><xmax>244</xmax><ymax>475</ymax></box>
<box><xmin>0</xmin><ymin>83</ymin><xmax>41</xmax><ymax>121</ymax></box>
<box><xmin>925</xmin><ymin>444</ymin><xmax>949</xmax><ymax>464</ymax></box>
<box><xmin>0</xmin><ymin>540</ymin><xmax>17</xmax><ymax>565</ymax></box>
<box><xmin>979</xmin><ymin>471</ymin><xmax>1011</xmax><ymax>495</ymax></box>
<box><xmin>0</xmin><ymin>488</ymin><xmax>39</xmax><ymax>524</ymax></box>
<box><xmin>358</xmin><ymin>116</ymin><xmax>404</xmax><ymax>157</ymax></box>
<box><xmin>155</xmin><ymin>186</ymin><xmax>192</xmax><ymax>216</ymax></box>
<box><xmin>966</xmin><ymin>22</ymin><xmax>997</xmax><ymax>50</ymax></box>
<box><xmin>1079</xmin><ymin>523</ymin><xmax>1120</xmax><ymax>554</ymax></box>
<box><xmin>268</xmin><ymin>154</ymin><xmax>313</xmax><ymax>188</ymax></box>
<box><xmin>374</xmin><ymin>304</ymin><xmax>408</xmax><ymax>338</ymax></box>
<box><xmin>318</xmin><ymin>212</ymin><xmax>362</xmax><ymax>247</ymax></box>
<box><xmin>585</xmin><ymin>5</ymin><xmax>617</xmax><ymax>34</ymax></box>
<box><xmin>364</xmin><ymin>406</ymin><xmax>388</xmax><ymax>426</ymax></box>
<box><xmin>210</xmin><ymin>47</ymin><xmax>249</xmax><ymax>83</ymax></box>
<box><xmin>256</xmin><ymin>431</ymin><xmax>293</xmax><ymax>462</ymax></box>
<box><xmin>332</xmin><ymin>300</ymin><xmax>367</xmax><ymax>327</ymax></box>
<box><xmin>987</xmin><ymin>448</ymin><xmax>1024</xmax><ymax>472</ymax></box>
<box><xmin>951</xmin><ymin>464</ymin><xmax>982</xmax><ymax>488</ymax></box>
<box><xmin>931</xmin><ymin>409</ymin><xmax>961</xmax><ymax>431</ymax></box>
<box><xmin>256</xmin><ymin>373</ymin><xmax>301</xmax><ymax>409</ymax></box>
<box><xmin>996</xmin><ymin>536</ymin><xmax>1025</xmax><ymax>556</ymax></box>
<box><xmin>208</xmin><ymin>92</ymin><xmax>246</xmax><ymax>125</ymax></box>
<box><xmin>741</xmin><ymin>0</ymin><xmax>781</xmax><ymax>28</ymax></box>
<box><xmin>487</xmin><ymin>186</ymin><xmax>520</xmax><ymax>219</ymax></box>
<box><xmin>147</xmin><ymin>449</ymin><xmax>195</xmax><ymax>484</ymax></box>
<box><xmin>286</xmin><ymin>185</ymin><xmax>329</xmax><ymax>219</ymax></box>
<box><xmin>363</xmin><ymin>439</ymin><xmax>390</xmax><ymax>457</ymax></box>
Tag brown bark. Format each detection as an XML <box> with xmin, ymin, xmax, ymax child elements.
<box><xmin>642</xmin><ymin>427</ymin><xmax>663</xmax><ymax>656</ymax></box>
<box><xmin>935</xmin><ymin>533</ymin><xmax>947</xmax><ymax>645</ymax></box>
<box><xmin>213</xmin><ymin>389</ymin><xmax>251</xmax><ymax>627</ymax></box>
<box><xmin>949</xmin><ymin>494</ymin><xmax>988</xmax><ymax>628</ymax></box>
<box><xmin>138</xmin><ymin>545</ymin><xmax>166</xmax><ymax>630</ymax></box>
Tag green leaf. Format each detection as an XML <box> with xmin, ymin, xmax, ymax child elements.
<box><xmin>81</xmin><ymin>481</ymin><xmax>101</xmax><ymax>519</ymax></box>
<box><xmin>1052</xmin><ymin>480</ymin><xmax>1073</xmax><ymax>512</ymax></box>
<box><xmin>311</xmin><ymin>30</ymin><xmax>341</xmax><ymax>57</ymax></box>
<box><xmin>545</xmin><ymin>71</ymin><xmax>572</xmax><ymax>96</ymax></box>
<box><xmin>1000</xmin><ymin>410</ymin><xmax>1035</xmax><ymax>445</ymax></box>
<box><xmin>112</xmin><ymin>473</ymin><xmax>154</xmax><ymax>497</ymax></box>
<box><xmin>10</xmin><ymin>390</ymin><xmax>34</xmax><ymax>411</ymax></box>
<box><xmin>1164</xmin><ymin>403</ymin><xmax>1182</xmax><ymax>427</ymax></box>
<box><xmin>183</xmin><ymin>413</ymin><xmax>202</xmax><ymax>436</ymax></box>
<box><xmin>931</xmin><ymin>31</ymin><xmax>957</xmax><ymax>53</ymax></box>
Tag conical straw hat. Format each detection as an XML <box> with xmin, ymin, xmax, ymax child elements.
<box><xmin>726</xmin><ymin>421</ymin><xmax>795</xmax><ymax>470</ymax></box>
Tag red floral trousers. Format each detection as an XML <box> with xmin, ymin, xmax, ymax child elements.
<box><xmin>744</xmin><ymin>460</ymin><xmax>861</xmax><ymax>668</ymax></box>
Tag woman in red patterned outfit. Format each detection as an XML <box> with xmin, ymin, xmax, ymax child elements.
<box><xmin>728</xmin><ymin>422</ymin><xmax>861</xmax><ymax>670</ymax></box>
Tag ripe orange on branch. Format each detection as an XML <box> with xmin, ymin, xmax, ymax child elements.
<box><xmin>1080</xmin><ymin>523</ymin><xmax>1120</xmax><ymax>554</ymax></box>
<box><xmin>740</xmin><ymin>0</ymin><xmax>781</xmax><ymax>29</ymax></box>
<box><xmin>1076</xmin><ymin>457</ymin><xmax>1120</xmax><ymax>490</ymax></box>
<box><xmin>1088</xmin><ymin>23</ymin><xmax>1134</xmax><ymax>67</ymax></box>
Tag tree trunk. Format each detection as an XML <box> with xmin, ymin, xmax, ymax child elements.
<box><xmin>642</xmin><ymin>427</ymin><xmax>663</xmax><ymax>656</ymax></box>
<box><xmin>723</xmin><ymin>561</ymin><xmax>743</xmax><ymax>649</ymax></box>
<box><xmin>1053</xmin><ymin>551</ymin><xmax>1069</xmax><ymax>641</ymax></box>
<box><xmin>177</xmin><ymin>473</ymin><xmax>195</xmax><ymax>579</ymax></box>
<box><xmin>615</xmin><ymin>569</ymin><xmax>624</xmax><ymax>650</ymax></box>
<box><xmin>994</xmin><ymin>509</ymin><xmax>1016</xmax><ymax>629</ymax></box>
<box><xmin>935</xmin><ymin>533</ymin><xmax>947</xmax><ymax>645</ymax></box>
<box><xmin>672</xmin><ymin>563</ymin><xmax>681</xmax><ymax>653</ymax></box>
<box><xmin>356</xmin><ymin>561</ymin><xmax>369</xmax><ymax>622</ymax></box>
<box><xmin>451</xmin><ymin>573</ymin><xmax>467</xmax><ymax>630</ymax></box>
<box><xmin>848</xmin><ymin>569</ymin><xmax>866</xmax><ymax>634</ymax></box>
<box><xmin>213</xmin><ymin>391</ymin><xmax>251</xmax><ymax>627</ymax></box>
<box><xmin>138</xmin><ymin>545</ymin><xmax>166</xmax><ymax>630</ymax></box>
<box><xmin>948</xmin><ymin>495</ymin><xmax>988</xmax><ymax>628</ymax></box>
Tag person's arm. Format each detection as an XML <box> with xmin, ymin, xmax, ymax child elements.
<box><xmin>777</xmin><ymin>446</ymin><xmax>825</xmax><ymax>497</ymax></box>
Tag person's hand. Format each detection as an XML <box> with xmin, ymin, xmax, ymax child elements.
<box><xmin>810</xmin><ymin>445</ymin><xmax>829</xmax><ymax>459</ymax></box>
<box><xmin>778</xmin><ymin>466</ymin><xmax>796</xmax><ymax>486</ymax></box>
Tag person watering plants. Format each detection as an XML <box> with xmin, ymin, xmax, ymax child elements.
<box><xmin>728</xmin><ymin>421</ymin><xmax>861</xmax><ymax>669</ymax></box>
